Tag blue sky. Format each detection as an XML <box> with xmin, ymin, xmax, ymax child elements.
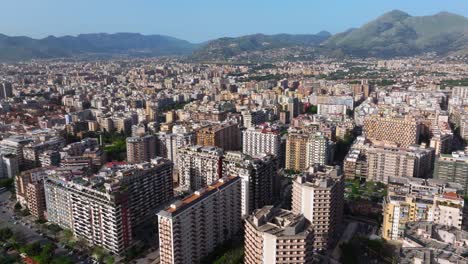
<box><xmin>2</xmin><ymin>0</ymin><xmax>467</xmax><ymax>42</ymax></box>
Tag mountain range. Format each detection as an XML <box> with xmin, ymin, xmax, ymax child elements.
<box><xmin>1</xmin><ymin>10</ymin><xmax>468</xmax><ymax>61</ymax></box>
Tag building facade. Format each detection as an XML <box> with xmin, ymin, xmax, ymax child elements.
<box><xmin>158</xmin><ymin>176</ymin><xmax>242</xmax><ymax>264</ymax></box>
<box><xmin>244</xmin><ymin>206</ymin><xmax>315</xmax><ymax>264</ymax></box>
<box><xmin>291</xmin><ymin>165</ymin><xmax>344</xmax><ymax>251</ymax></box>
<box><xmin>177</xmin><ymin>146</ymin><xmax>223</xmax><ymax>192</ymax></box>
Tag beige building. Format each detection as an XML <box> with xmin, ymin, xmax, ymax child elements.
<box><xmin>364</xmin><ymin>115</ymin><xmax>421</xmax><ymax>148</ymax></box>
<box><xmin>158</xmin><ymin>176</ymin><xmax>242</xmax><ymax>264</ymax></box>
<box><xmin>244</xmin><ymin>206</ymin><xmax>314</xmax><ymax>264</ymax></box>
<box><xmin>196</xmin><ymin>122</ymin><xmax>241</xmax><ymax>151</ymax></box>
<box><xmin>292</xmin><ymin>165</ymin><xmax>344</xmax><ymax>251</ymax></box>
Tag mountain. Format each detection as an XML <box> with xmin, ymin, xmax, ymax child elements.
<box><xmin>191</xmin><ymin>32</ymin><xmax>332</xmax><ymax>61</ymax></box>
<box><xmin>0</xmin><ymin>33</ymin><xmax>198</xmax><ymax>61</ymax></box>
<box><xmin>1</xmin><ymin>10</ymin><xmax>468</xmax><ymax>61</ymax></box>
<box><xmin>323</xmin><ymin>10</ymin><xmax>468</xmax><ymax>57</ymax></box>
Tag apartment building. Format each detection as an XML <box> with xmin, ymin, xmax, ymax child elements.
<box><xmin>177</xmin><ymin>146</ymin><xmax>223</xmax><ymax>192</ymax></box>
<box><xmin>223</xmin><ymin>151</ymin><xmax>278</xmax><ymax>217</ymax></box>
<box><xmin>126</xmin><ymin>134</ymin><xmax>157</xmax><ymax>164</ymax></box>
<box><xmin>291</xmin><ymin>165</ymin><xmax>344</xmax><ymax>251</ymax></box>
<box><xmin>158</xmin><ymin>176</ymin><xmax>242</xmax><ymax>264</ymax></box>
<box><xmin>363</xmin><ymin>115</ymin><xmax>421</xmax><ymax>148</ymax></box>
<box><xmin>156</xmin><ymin>131</ymin><xmax>196</xmax><ymax>167</ymax></box>
<box><xmin>196</xmin><ymin>122</ymin><xmax>241</xmax><ymax>151</ymax></box>
<box><xmin>244</xmin><ymin>206</ymin><xmax>314</xmax><ymax>264</ymax></box>
<box><xmin>242</xmin><ymin>125</ymin><xmax>282</xmax><ymax>158</ymax></box>
<box><xmin>285</xmin><ymin>131</ymin><xmax>309</xmax><ymax>171</ymax></box>
<box><xmin>344</xmin><ymin>138</ymin><xmax>434</xmax><ymax>183</ymax></box>
<box><xmin>382</xmin><ymin>192</ymin><xmax>465</xmax><ymax>241</ymax></box>
<box><xmin>434</xmin><ymin>150</ymin><xmax>468</xmax><ymax>194</ymax></box>
<box><xmin>286</xmin><ymin>130</ymin><xmax>334</xmax><ymax>172</ymax></box>
<box><xmin>45</xmin><ymin>158</ymin><xmax>173</xmax><ymax>254</ymax></box>
<box><xmin>306</xmin><ymin>132</ymin><xmax>334</xmax><ymax>166</ymax></box>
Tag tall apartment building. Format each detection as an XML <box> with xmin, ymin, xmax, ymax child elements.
<box><xmin>114</xmin><ymin>117</ymin><xmax>133</xmax><ymax>135</ymax></box>
<box><xmin>223</xmin><ymin>151</ymin><xmax>278</xmax><ymax>217</ymax></box>
<box><xmin>177</xmin><ymin>146</ymin><xmax>223</xmax><ymax>192</ymax></box>
<box><xmin>196</xmin><ymin>122</ymin><xmax>241</xmax><ymax>151</ymax></box>
<box><xmin>382</xmin><ymin>192</ymin><xmax>465</xmax><ymax>240</ymax></box>
<box><xmin>0</xmin><ymin>82</ymin><xmax>13</xmax><ymax>99</ymax></box>
<box><xmin>306</xmin><ymin>132</ymin><xmax>334</xmax><ymax>166</ymax></box>
<box><xmin>0</xmin><ymin>135</ymin><xmax>33</xmax><ymax>168</ymax></box>
<box><xmin>242</xmin><ymin>125</ymin><xmax>282</xmax><ymax>158</ymax></box>
<box><xmin>45</xmin><ymin>158</ymin><xmax>173</xmax><ymax>254</ymax></box>
<box><xmin>244</xmin><ymin>206</ymin><xmax>314</xmax><ymax>264</ymax></box>
<box><xmin>366</xmin><ymin>145</ymin><xmax>434</xmax><ymax>183</ymax></box>
<box><xmin>26</xmin><ymin>181</ymin><xmax>46</xmax><ymax>219</ymax></box>
<box><xmin>429</xmin><ymin>132</ymin><xmax>452</xmax><ymax>155</ymax></box>
<box><xmin>15</xmin><ymin>170</ymin><xmax>49</xmax><ymax>221</ymax></box>
<box><xmin>43</xmin><ymin>169</ymin><xmax>75</xmax><ymax>230</ymax></box>
<box><xmin>434</xmin><ymin>150</ymin><xmax>468</xmax><ymax>194</ymax></box>
<box><xmin>286</xmin><ymin>130</ymin><xmax>334</xmax><ymax>171</ymax></box>
<box><xmin>363</xmin><ymin>115</ymin><xmax>421</xmax><ymax>148</ymax></box>
<box><xmin>241</xmin><ymin>109</ymin><xmax>271</xmax><ymax>128</ymax></box>
<box><xmin>344</xmin><ymin>138</ymin><xmax>434</xmax><ymax>183</ymax></box>
<box><xmin>292</xmin><ymin>165</ymin><xmax>344</xmax><ymax>251</ymax></box>
<box><xmin>158</xmin><ymin>176</ymin><xmax>242</xmax><ymax>264</ymax></box>
<box><xmin>126</xmin><ymin>135</ymin><xmax>157</xmax><ymax>163</ymax></box>
<box><xmin>285</xmin><ymin>131</ymin><xmax>309</xmax><ymax>171</ymax></box>
<box><xmin>0</xmin><ymin>154</ymin><xmax>18</xmax><ymax>179</ymax></box>
<box><xmin>156</xmin><ymin>131</ymin><xmax>196</xmax><ymax>167</ymax></box>
<box><xmin>452</xmin><ymin>86</ymin><xmax>468</xmax><ymax>99</ymax></box>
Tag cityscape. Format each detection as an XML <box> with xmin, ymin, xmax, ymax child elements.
<box><xmin>0</xmin><ymin>1</ymin><xmax>468</xmax><ymax>264</ymax></box>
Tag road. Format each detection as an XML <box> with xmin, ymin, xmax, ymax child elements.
<box><xmin>0</xmin><ymin>191</ymin><xmax>46</xmax><ymax>243</ymax></box>
<box><xmin>0</xmin><ymin>191</ymin><xmax>93</xmax><ymax>264</ymax></box>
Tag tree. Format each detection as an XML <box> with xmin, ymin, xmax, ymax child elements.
<box><xmin>0</xmin><ymin>227</ymin><xmax>13</xmax><ymax>241</ymax></box>
<box><xmin>22</xmin><ymin>241</ymin><xmax>42</xmax><ymax>256</ymax></box>
<box><xmin>36</xmin><ymin>243</ymin><xmax>56</xmax><ymax>264</ymax></box>
<box><xmin>92</xmin><ymin>246</ymin><xmax>106</xmax><ymax>262</ymax></box>
<box><xmin>14</xmin><ymin>202</ymin><xmax>22</xmax><ymax>211</ymax></box>
<box><xmin>104</xmin><ymin>255</ymin><xmax>115</xmax><ymax>264</ymax></box>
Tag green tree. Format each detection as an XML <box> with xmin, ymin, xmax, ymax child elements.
<box><xmin>22</xmin><ymin>241</ymin><xmax>41</xmax><ymax>256</ymax></box>
<box><xmin>0</xmin><ymin>227</ymin><xmax>13</xmax><ymax>241</ymax></box>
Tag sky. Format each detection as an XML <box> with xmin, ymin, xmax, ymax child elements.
<box><xmin>1</xmin><ymin>0</ymin><xmax>468</xmax><ymax>43</ymax></box>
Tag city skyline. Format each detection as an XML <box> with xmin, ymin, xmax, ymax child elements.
<box><xmin>1</xmin><ymin>0</ymin><xmax>467</xmax><ymax>42</ymax></box>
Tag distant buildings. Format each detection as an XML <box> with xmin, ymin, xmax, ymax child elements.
<box><xmin>292</xmin><ymin>165</ymin><xmax>344</xmax><ymax>251</ymax></box>
<box><xmin>158</xmin><ymin>176</ymin><xmax>242</xmax><ymax>264</ymax></box>
<box><xmin>244</xmin><ymin>206</ymin><xmax>315</xmax><ymax>264</ymax></box>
